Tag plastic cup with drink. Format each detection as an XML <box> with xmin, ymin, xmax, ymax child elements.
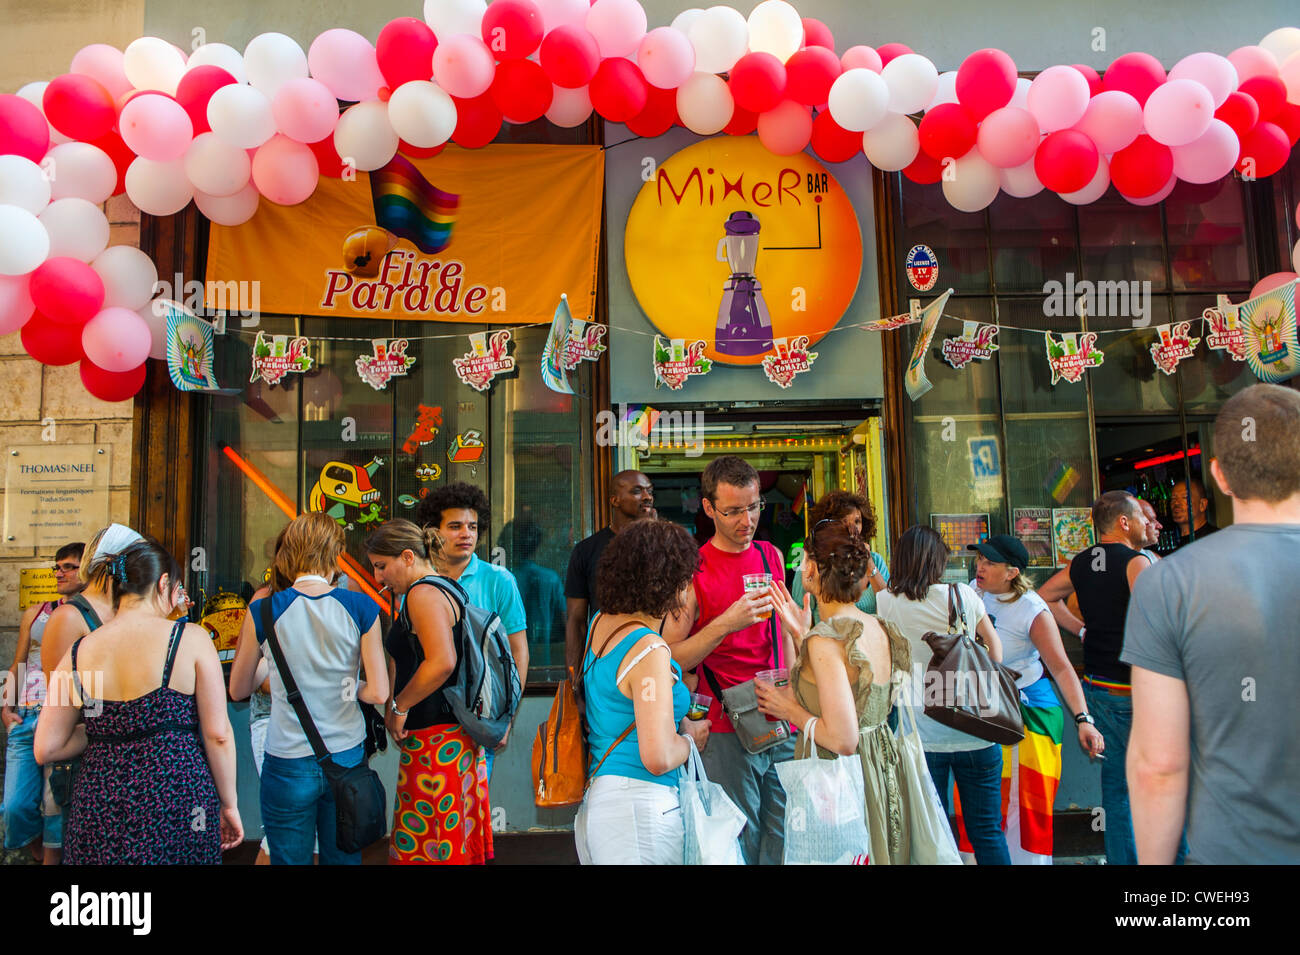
<box><xmin>743</xmin><ymin>572</ymin><xmax>773</xmax><ymax>620</ymax></box>
<box><xmin>687</xmin><ymin>693</ymin><xmax>712</xmax><ymax>721</ymax></box>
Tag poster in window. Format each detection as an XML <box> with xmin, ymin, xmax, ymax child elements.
<box><xmin>930</xmin><ymin>513</ymin><xmax>990</xmax><ymax>555</ymax></box>
<box><xmin>1013</xmin><ymin>507</ymin><xmax>1055</xmax><ymax>568</ymax></box>
<box><xmin>1051</xmin><ymin>507</ymin><xmax>1095</xmax><ymax>567</ymax></box>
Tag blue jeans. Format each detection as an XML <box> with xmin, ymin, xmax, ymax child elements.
<box><xmin>699</xmin><ymin>730</ymin><xmax>796</xmax><ymax>865</ymax></box>
<box><xmin>260</xmin><ymin>743</ymin><xmax>366</xmax><ymax>866</ymax></box>
<box><xmin>3</xmin><ymin>709</ymin><xmax>62</xmax><ymax>850</ymax></box>
<box><xmin>926</xmin><ymin>744</ymin><xmax>1011</xmax><ymax>865</ymax></box>
<box><xmin>1083</xmin><ymin>685</ymin><xmax>1188</xmax><ymax>865</ymax></box>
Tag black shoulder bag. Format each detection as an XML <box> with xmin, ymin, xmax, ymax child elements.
<box><xmin>259</xmin><ymin>598</ymin><xmax>387</xmax><ymax>854</ymax></box>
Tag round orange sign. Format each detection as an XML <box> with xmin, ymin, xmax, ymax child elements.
<box><xmin>624</xmin><ymin>136</ymin><xmax>863</xmax><ymax>366</ymax></box>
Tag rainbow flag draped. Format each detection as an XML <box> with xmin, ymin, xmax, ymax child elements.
<box><xmin>369</xmin><ymin>155</ymin><xmax>460</xmax><ymax>253</ymax></box>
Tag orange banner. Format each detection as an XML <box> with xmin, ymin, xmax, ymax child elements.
<box><xmin>205</xmin><ymin>144</ymin><xmax>603</xmax><ymax>324</ymax></box>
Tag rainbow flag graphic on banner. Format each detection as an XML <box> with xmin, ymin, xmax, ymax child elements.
<box><xmin>370</xmin><ymin>155</ymin><xmax>460</xmax><ymax>253</ymax></box>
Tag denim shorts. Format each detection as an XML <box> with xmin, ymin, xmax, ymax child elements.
<box><xmin>4</xmin><ymin>708</ymin><xmax>64</xmax><ymax>850</ymax></box>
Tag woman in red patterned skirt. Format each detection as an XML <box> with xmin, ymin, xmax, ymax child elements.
<box><xmin>367</xmin><ymin>520</ymin><xmax>492</xmax><ymax>865</ymax></box>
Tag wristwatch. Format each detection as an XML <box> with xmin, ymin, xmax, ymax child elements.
<box><xmin>1074</xmin><ymin>712</ymin><xmax>1095</xmax><ymax>726</ymax></box>
<box><xmin>390</xmin><ymin>699</ymin><xmax>408</xmax><ymax>717</ymax></box>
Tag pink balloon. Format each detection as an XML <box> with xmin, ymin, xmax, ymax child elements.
<box><xmin>1143</xmin><ymin>79</ymin><xmax>1215</xmax><ymax>146</ymax></box>
<box><xmin>195</xmin><ymin>182</ymin><xmax>261</xmax><ymax>226</ymax></box>
<box><xmin>1026</xmin><ymin>65</ymin><xmax>1091</xmax><ymax>131</ymax></box>
<box><xmin>585</xmin><ymin>0</ymin><xmax>647</xmax><ymax>60</ymax></box>
<box><xmin>308</xmin><ymin>29</ymin><xmax>386</xmax><ymax>103</ymax></box>
<box><xmin>841</xmin><ymin>46</ymin><xmax>882</xmax><ymax>73</ymax></box>
<box><xmin>433</xmin><ymin>34</ymin><xmax>497</xmax><ymax>99</ymax></box>
<box><xmin>272</xmin><ymin>78</ymin><xmax>340</xmax><ymax>143</ymax></box>
<box><xmin>757</xmin><ymin>100</ymin><xmax>813</xmax><ymax>156</ymax></box>
<box><xmin>1168</xmin><ymin>52</ymin><xmax>1238</xmax><ymax>108</ymax></box>
<box><xmin>0</xmin><ymin>273</ymin><xmax>35</xmax><ymax>335</ymax></box>
<box><xmin>1102</xmin><ymin>52</ymin><xmax>1166</xmax><ymax>106</ymax></box>
<box><xmin>70</xmin><ymin>44</ymin><xmax>133</xmax><ymax>100</ymax></box>
<box><xmin>82</xmin><ymin>306</ymin><xmax>152</xmax><ymax>373</ymax></box>
<box><xmin>956</xmin><ymin>48</ymin><xmax>1017</xmax><ymax>121</ymax></box>
<box><xmin>977</xmin><ymin>106</ymin><xmax>1040</xmax><ymax>167</ymax></box>
<box><xmin>1120</xmin><ymin>172</ymin><xmax>1176</xmax><ymax>206</ymax></box>
<box><xmin>1227</xmin><ymin>45</ymin><xmax>1279</xmax><ymax>83</ymax></box>
<box><xmin>1171</xmin><ymin>119</ymin><xmax>1238</xmax><ymax>183</ymax></box>
<box><xmin>1073</xmin><ymin>90</ymin><xmax>1142</xmax><ymax>154</ymax></box>
<box><xmin>118</xmin><ymin>93</ymin><xmax>193</xmax><ymax>161</ymax></box>
<box><xmin>1250</xmin><ymin>272</ymin><xmax>1299</xmax><ymax>299</ymax></box>
<box><xmin>251</xmin><ymin>134</ymin><xmax>319</xmax><ymax>205</ymax></box>
<box><xmin>1059</xmin><ymin>154</ymin><xmax>1110</xmax><ymax>205</ymax></box>
<box><xmin>637</xmin><ymin>27</ymin><xmax>694</xmax><ymax>89</ymax></box>
<box><xmin>30</xmin><ymin>257</ymin><xmax>104</xmax><ymax>326</ymax></box>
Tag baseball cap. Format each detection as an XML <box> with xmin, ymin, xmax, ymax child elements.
<box><xmin>968</xmin><ymin>534</ymin><xmax>1029</xmax><ymax>570</ymax></box>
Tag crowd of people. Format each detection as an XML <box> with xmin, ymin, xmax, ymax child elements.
<box><xmin>2</xmin><ymin>382</ymin><xmax>1297</xmax><ymax>865</ymax></box>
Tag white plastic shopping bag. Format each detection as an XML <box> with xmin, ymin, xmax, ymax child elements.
<box><xmin>775</xmin><ymin>718</ymin><xmax>871</xmax><ymax>865</ymax></box>
<box><xmin>896</xmin><ymin>691</ymin><xmax>963</xmax><ymax>865</ymax></box>
<box><xmin>678</xmin><ymin>737</ymin><xmax>747</xmax><ymax>865</ymax></box>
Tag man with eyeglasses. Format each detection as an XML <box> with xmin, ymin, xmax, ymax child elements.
<box><xmin>3</xmin><ymin>542</ymin><xmax>84</xmax><ymax>865</ymax></box>
<box><xmin>563</xmin><ymin>470</ymin><xmax>657</xmax><ymax>675</ymax></box>
<box><xmin>663</xmin><ymin>455</ymin><xmax>793</xmax><ymax>865</ymax></box>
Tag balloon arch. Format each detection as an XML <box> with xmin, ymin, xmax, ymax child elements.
<box><xmin>2</xmin><ymin>0</ymin><xmax>1299</xmax><ymax>401</ymax></box>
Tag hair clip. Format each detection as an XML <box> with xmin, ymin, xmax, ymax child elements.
<box><xmin>110</xmin><ymin>553</ymin><xmax>129</xmax><ymax>584</ymax></box>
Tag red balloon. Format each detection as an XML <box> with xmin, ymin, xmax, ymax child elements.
<box><xmin>43</xmin><ymin>73</ymin><xmax>116</xmax><ymax>142</ymax></box>
<box><xmin>491</xmin><ymin>58</ymin><xmax>553</xmax><ymax>123</ymax></box>
<box><xmin>956</xmin><ymin>49</ymin><xmax>1017</xmax><ymax>121</ymax></box>
<box><xmin>481</xmin><ymin>0</ymin><xmax>544</xmax><ymax>61</ymax></box>
<box><xmin>29</xmin><ymin>258</ymin><xmax>105</xmax><ymax>327</ymax></box>
<box><xmin>1102</xmin><ymin>52</ymin><xmax>1166</xmax><ymax>107</ymax></box>
<box><xmin>809</xmin><ymin>111</ymin><xmax>860</xmax><ymax>163</ymax></box>
<box><xmin>1071</xmin><ymin>64</ymin><xmax>1103</xmax><ymax>97</ymax></box>
<box><xmin>539</xmin><ymin>25</ymin><xmax>601</xmax><ymax>89</ymax></box>
<box><xmin>729</xmin><ymin>52</ymin><xmax>787</xmax><ymax>114</ymax></box>
<box><xmin>876</xmin><ymin>43</ymin><xmax>913</xmax><ymax>67</ymax></box>
<box><xmin>1111</xmin><ymin>134</ymin><xmax>1173</xmax><ymax>198</ymax></box>
<box><xmin>919</xmin><ymin>103</ymin><xmax>977</xmax><ymax>160</ymax></box>
<box><xmin>723</xmin><ymin>106</ymin><xmax>758</xmax><ymax>136</ymax></box>
<box><xmin>590</xmin><ymin>58</ymin><xmax>649</xmax><ymax>123</ymax></box>
<box><xmin>1237</xmin><ymin>76</ymin><xmax>1286</xmax><ymax>122</ymax></box>
<box><xmin>377</xmin><ymin>17</ymin><xmax>439</xmax><ymax>89</ymax></box>
<box><xmin>801</xmin><ymin>18</ymin><xmax>834</xmax><ymax>51</ymax></box>
<box><xmin>21</xmin><ymin>313</ymin><xmax>85</xmax><ymax>366</ymax></box>
<box><xmin>902</xmin><ymin>150</ymin><xmax>944</xmax><ymax>184</ymax></box>
<box><xmin>1215</xmin><ymin>91</ymin><xmax>1260</xmax><ymax>138</ymax></box>
<box><xmin>452</xmin><ymin>94</ymin><xmax>503</xmax><ymax>149</ymax></box>
<box><xmin>785</xmin><ymin>47</ymin><xmax>840</xmax><ymax>106</ymax></box>
<box><xmin>0</xmin><ymin>94</ymin><xmax>50</xmax><ymax>162</ymax></box>
<box><xmin>1237</xmin><ymin>122</ymin><xmax>1289</xmax><ymax>178</ymax></box>
<box><xmin>1273</xmin><ymin>103</ymin><xmax>1300</xmax><ymax>147</ymax></box>
<box><xmin>399</xmin><ymin>139</ymin><xmax>445</xmax><ymax>159</ymax></box>
<box><xmin>626</xmin><ymin>85</ymin><xmax>677</xmax><ymax>138</ymax></box>
<box><xmin>89</xmin><ymin>131</ymin><xmax>133</xmax><ymax>196</ymax></box>
<box><xmin>175</xmin><ymin>66</ymin><xmax>237</xmax><ymax>135</ymax></box>
<box><xmin>1035</xmin><ymin>129</ymin><xmax>1100</xmax><ymax>193</ymax></box>
<box><xmin>80</xmin><ymin>358</ymin><xmax>146</xmax><ymax>402</ymax></box>
<box><xmin>308</xmin><ymin>135</ymin><xmax>347</xmax><ymax>177</ymax></box>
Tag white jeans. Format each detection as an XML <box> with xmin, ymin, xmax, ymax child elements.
<box><xmin>575</xmin><ymin>775</ymin><xmax>683</xmax><ymax>865</ymax></box>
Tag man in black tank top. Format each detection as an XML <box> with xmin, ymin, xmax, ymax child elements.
<box><xmin>1039</xmin><ymin>490</ymin><xmax>1157</xmax><ymax>865</ymax></box>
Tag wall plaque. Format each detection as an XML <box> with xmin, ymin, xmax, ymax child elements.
<box><xmin>4</xmin><ymin>445</ymin><xmax>111</xmax><ymax>549</ymax></box>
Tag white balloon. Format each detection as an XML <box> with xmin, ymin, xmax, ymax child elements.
<box><xmin>928</xmin><ymin>71</ymin><xmax>959</xmax><ymax>110</ymax></box>
<box><xmin>195</xmin><ymin>183</ymin><xmax>260</xmax><ymax>226</ymax></box>
<box><xmin>0</xmin><ymin>155</ymin><xmax>52</xmax><ymax>215</ymax></box>
<box><xmin>0</xmin><ymin>205</ymin><xmax>50</xmax><ymax>276</ymax></box>
<box><xmin>1059</xmin><ymin>154</ymin><xmax>1111</xmax><ymax>205</ymax></box>
<box><xmin>688</xmin><ymin>6</ymin><xmax>748</xmax><ymax>74</ymax></box>
<box><xmin>186</xmin><ymin>42</ymin><xmax>248</xmax><ymax>84</ymax></box>
<box><xmin>671</xmin><ymin>8</ymin><xmax>705</xmax><ymax>34</ymax></box>
<box><xmin>207</xmin><ymin>85</ymin><xmax>277</xmax><ymax>150</ymax></box>
<box><xmin>125</xmin><ymin>158</ymin><xmax>194</xmax><ymax>217</ymax></box>
<box><xmin>424</xmin><ymin>0</ymin><xmax>487</xmax><ymax>38</ymax></box>
<box><xmin>92</xmin><ymin>246</ymin><xmax>159</xmax><ymax>311</ymax></box>
<box><xmin>244</xmin><ymin>32</ymin><xmax>309</xmax><ymax>98</ymax></box>
<box><xmin>333</xmin><ymin>101</ymin><xmax>398</xmax><ymax>172</ymax></box>
<box><xmin>1259</xmin><ymin>27</ymin><xmax>1300</xmax><ymax>67</ymax></box>
<box><xmin>139</xmin><ymin>299</ymin><xmax>170</xmax><ymax>361</ymax></box>
<box><xmin>1144</xmin><ymin>79</ymin><xmax>1214</xmax><ymax>147</ymax></box>
<box><xmin>675</xmin><ymin>72</ymin><xmax>734</xmax><ymax>135</ymax></box>
<box><xmin>124</xmin><ymin>37</ymin><xmax>188</xmax><ymax>94</ymax></box>
<box><xmin>999</xmin><ymin>157</ymin><xmax>1044</xmax><ymax>198</ymax></box>
<box><xmin>828</xmin><ymin>69</ymin><xmax>891</xmax><ymax>132</ymax></box>
<box><xmin>536</xmin><ymin>0</ymin><xmax>591</xmax><ymax>33</ymax></box>
<box><xmin>184</xmin><ymin>132</ymin><xmax>252</xmax><ymax>197</ymax></box>
<box><xmin>387</xmin><ymin>82</ymin><xmax>458</xmax><ymax>148</ymax></box>
<box><xmin>545</xmin><ymin>85</ymin><xmax>593</xmax><ymax>127</ymax></box>
<box><xmin>881</xmin><ymin>53</ymin><xmax>939</xmax><ymax>115</ymax></box>
<box><xmin>861</xmin><ymin>112</ymin><xmax>919</xmax><ymax>171</ymax></box>
<box><xmin>1009</xmin><ymin>76</ymin><xmax>1031</xmax><ymax>110</ymax></box>
<box><xmin>942</xmin><ymin>151</ymin><xmax>1001</xmax><ymax>212</ymax></box>
<box><xmin>746</xmin><ymin>0</ymin><xmax>803</xmax><ymax>63</ymax></box>
<box><xmin>16</xmin><ymin>82</ymin><xmax>71</xmax><ymax>146</ymax></box>
<box><xmin>587</xmin><ymin>0</ymin><xmax>648</xmax><ymax>59</ymax></box>
<box><xmin>38</xmin><ymin>198</ymin><xmax>109</xmax><ymax>262</ymax></box>
<box><xmin>45</xmin><ymin>143</ymin><xmax>117</xmax><ymax>204</ymax></box>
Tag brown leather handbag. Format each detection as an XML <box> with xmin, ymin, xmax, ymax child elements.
<box><xmin>921</xmin><ymin>585</ymin><xmax>1025</xmax><ymax>746</ymax></box>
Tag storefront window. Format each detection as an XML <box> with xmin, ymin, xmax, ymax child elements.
<box><xmin>1078</xmin><ymin>191</ymin><xmax>1166</xmax><ymax>290</ymax></box>
<box><xmin>988</xmin><ymin>190</ymin><xmax>1076</xmax><ymax>292</ymax></box>
<box><xmin>1166</xmin><ymin>178</ymin><xmax>1250</xmax><ymax>292</ymax></box>
<box><xmin>897</xmin><ymin>176</ymin><xmax>990</xmax><ymax>293</ymax></box>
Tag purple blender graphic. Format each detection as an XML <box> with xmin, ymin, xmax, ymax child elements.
<box><xmin>715</xmin><ymin>211</ymin><xmax>774</xmax><ymax>357</ymax></box>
